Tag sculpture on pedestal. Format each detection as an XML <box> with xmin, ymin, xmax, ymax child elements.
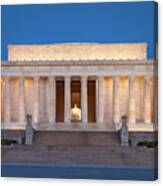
<box><xmin>119</xmin><ymin>115</ymin><xmax>129</xmax><ymax>147</ymax></box>
<box><xmin>25</xmin><ymin>114</ymin><xmax>34</xmax><ymax>145</ymax></box>
<box><xmin>71</xmin><ymin>104</ymin><xmax>81</xmax><ymax>122</ymax></box>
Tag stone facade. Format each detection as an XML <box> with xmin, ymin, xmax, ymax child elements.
<box><xmin>1</xmin><ymin>43</ymin><xmax>157</xmax><ymax>132</ymax></box>
<box><xmin>8</xmin><ymin>43</ymin><xmax>147</xmax><ymax>61</ymax></box>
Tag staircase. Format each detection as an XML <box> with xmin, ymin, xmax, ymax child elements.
<box><xmin>34</xmin><ymin>131</ymin><xmax>120</xmax><ymax>146</ymax></box>
<box><xmin>1</xmin><ymin>129</ymin><xmax>120</xmax><ymax>147</ymax></box>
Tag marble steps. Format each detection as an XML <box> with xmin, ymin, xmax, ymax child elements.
<box><xmin>2</xmin><ymin>144</ymin><xmax>155</xmax><ymax>165</ymax></box>
<box><xmin>34</xmin><ymin>131</ymin><xmax>120</xmax><ymax>146</ymax></box>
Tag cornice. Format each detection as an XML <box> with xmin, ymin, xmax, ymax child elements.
<box><xmin>1</xmin><ymin>60</ymin><xmax>155</xmax><ymax>67</ymax></box>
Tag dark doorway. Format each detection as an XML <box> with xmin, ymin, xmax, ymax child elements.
<box><xmin>56</xmin><ymin>81</ymin><xmax>64</xmax><ymax>122</ymax></box>
<box><xmin>88</xmin><ymin>80</ymin><xmax>96</xmax><ymax>122</ymax></box>
<box><xmin>71</xmin><ymin>81</ymin><xmax>81</xmax><ymax>122</ymax></box>
<box><xmin>71</xmin><ymin>81</ymin><xmax>81</xmax><ymax>109</ymax></box>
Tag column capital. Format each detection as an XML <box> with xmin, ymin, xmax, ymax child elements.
<box><xmin>81</xmin><ymin>76</ymin><xmax>88</xmax><ymax>84</ymax></box>
<box><xmin>144</xmin><ymin>75</ymin><xmax>152</xmax><ymax>83</ymax></box>
<box><xmin>33</xmin><ymin>76</ymin><xmax>40</xmax><ymax>81</ymax></box>
<box><xmin>49</xmin><ymin>76</ymin><xmax>55</xmax><ymax>82</ymax></box>
<box><xmin>18</xmin><ymin>75</ymin><xmax>25</xmax><ymax>79</ymax></box>
<box><xmin>81</xmin><ymin>76</ymin><xmax>88</xmax><ymax>80</ymax></box>
<box><xmin>128</xmin><ymin>76</ymin><xmax>136</xmax><ymax>83</ymax></box>
<box><xmin>65</xmin><ymin>76</ymin><xmax>71</xmax><ymax>81</ymax></box>
<box><xmin>129</xmin><ymin>75</ymin><xmax>136</xmax><ymax>80</ymax></box>
<box><xmin>97</xmin><ymin>75</ymin><xmax>104</xmax><ymax>80</ymax></box>
<box><xmin>19</xmin><ymin>76</ymin><xmax>25</xmax><ymax>83</ymax></box>
<box><xmin>4</xmin><ymin>76</ymin><xmax>10</xmax><ymax>81</ymax></box>
<box><xmin>113</xmin><ymin>76</ymin><xmax>120</xmax><ymax>80</ymax></box>
<box><xmin>144</xmin><ymin>76</ymin><xmax>153</xmax><ymax>90</ymax></box>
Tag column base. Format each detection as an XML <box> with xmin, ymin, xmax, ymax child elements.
<box><xmin>49</xmin><ymin>121</ymin><xmax>56</xmax><ymax>126</ymax></box>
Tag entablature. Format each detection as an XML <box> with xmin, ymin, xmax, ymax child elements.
<box><xmin>1</xmin><ymin>60</ymin><xmax>156</xmax><ymax>77</ymax></box>
<box><xmin>2</xmin><ymin>59</ymin><xmax>155</xmax><ymax>67</ymax></box>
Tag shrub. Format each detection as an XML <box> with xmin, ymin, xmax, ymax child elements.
<box><xmin>1</xmin><ymin>139</ymin><xmax>17</xmax><ymax>145</ymax></box>
<box><xmin>137</xmin><ymin>141</ymin><xmax>158</xmax><ymax>148</ymax></box>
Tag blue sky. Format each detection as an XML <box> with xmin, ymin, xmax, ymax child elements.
<box><xmin>1</xmin><ymin>1</ymin><xmax>157</xmax><ymax>60</ymax></box>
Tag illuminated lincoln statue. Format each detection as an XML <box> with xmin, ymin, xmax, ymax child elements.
<box><xmin>71</xmin><ymin>104</ymin><xmax>81</xmax><ymax>122</ymax></box>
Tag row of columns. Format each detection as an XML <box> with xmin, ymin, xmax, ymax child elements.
<box><xmin>113</xmin><ymin>76</ymin><xmax>152</xmax><ymax>124</ymax></box>
<box><xmin>3</xmin><ymin>75</ymin><xmax>152</xmax><ymax>125</ymax></box>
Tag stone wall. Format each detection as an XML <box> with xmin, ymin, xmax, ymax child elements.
<box><xmin>1</xmin><ymin>130</ymin><xmax>25</xmax><ymax>144</ymax></box>
<box><xmin>129</xmin><ymin>132</ymin><xmax>158</xmax><ymax>146</ymax></box>
<box><xmin>8</xmin><ymin>43</ymin><xmax>147</xmax><ymax>61</ymax></box>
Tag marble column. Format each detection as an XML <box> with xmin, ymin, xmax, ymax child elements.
<box><xmin>33</xmin><ymin>76</ymin><xmax>40</xmax><ymax>123</ymax></box>
<box><xmin>81</xmin><ymin>76</ymin><xmax>88</xmax><ymax>123</ymax></box>
<box><xmin>49</xmin><ymin>76</ymin><xmax>56</xmax><ymax>125</ymax></box>
<box><xmin>4</xmin><ymin>77</ymin><xmax>11</xmax><ymax>123</ymax></box>
<box><xmin>154</xmin><ymin>76</ymin><xmax>158</xmax><ymax>126</ymax></box>
<box><xmin>128</xmin><ymin>76</ymin><xmax>136</xmax><ymax>124</ymax></box>
<box><xmin>113</xmin><ymin>76</ymin><xmax>120</xmax><ymax>124</ymax></box>
<box><xmin>144</xmin><ymin>76</ymin><xmax>151</xmax><ymax>124</ymax></box>
<box><xmin>64</xmin><ymin>76</ymin><xmax>71</xmax><ymax>123</ymax></box>
<box><xmin>19</xmin><ymin>76</ymin><xmax>25</xmax><ymax>123</ymax></box>
<box><xmin>97</xmin><ymin>76</ymin><xmax>104</xmax><ymax>123</ymax></box>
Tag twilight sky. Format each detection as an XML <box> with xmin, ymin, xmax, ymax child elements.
<box><xmin>1</xmin><ymin>1</ymin><xmax>157</xmax><ymax>60</ymax></box>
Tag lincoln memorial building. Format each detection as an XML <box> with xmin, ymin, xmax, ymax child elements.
<box><xmin>1</xmin><ymin>43</ymin><xmax>157</xmax><ymax>132</ymax></box>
